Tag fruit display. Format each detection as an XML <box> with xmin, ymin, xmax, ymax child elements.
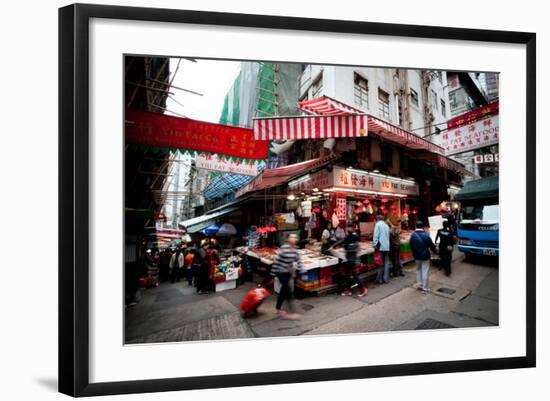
<box><xmin>213</xmin><ymin>256</ymin><xmax>243</xmax><ymax>284</ymax></box>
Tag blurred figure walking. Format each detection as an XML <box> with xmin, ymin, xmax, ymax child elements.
<box><xmin>271</xmin><ymin>233</ymin><xmax>303</xmax><ymax>320</ymax></box>
<box><xmin>410</xmin><ymin>220</ymin><xmax>437</xmax><ymax>293</ymax></box>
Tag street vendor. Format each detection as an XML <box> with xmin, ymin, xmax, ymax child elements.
<box><xmin>246</xmin><ymin>225</ymin><xmax>260</xmax><ymax>249</ymax></box>
<box><xmin>335</xmin><ymin>223</ymin><xmax>346</xmax><ymax>242</ymax></box>
<box><xmin>321</xmin><ymin>222</ymin><xmax>337</xmax><ymax>254</ymax></box>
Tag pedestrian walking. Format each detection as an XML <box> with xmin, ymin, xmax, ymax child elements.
<box><xmin>271</xmin><ymin>233</ymin><xmax>303</xmax><ymax>320</ymax></box>
<box><xmin>158</xmin><ymin>249</ymin><xmax>172</xmax><ymax>281</ymax></box>
<box><xmin>409</xmin><ymin>220</ymin><xmax>437</xmax><ymax>293</ymax></box>
<box><xmin>192</xmin><ymin>243</ymin><xmax>205</xmax><ymax>293</ymax></box>
<box><xmin>388</xmin><ymin>220</ymin><xmax>404</xmax><ymax>277</ymax></box>
<box><xmin>198</xmin><ymin>243</ymin><xmax>219</xmax><ymax>294</ymax></box>
<box><xmin>169</xmin><ymin>249</ymin><xmax>180</xmax><ymax>283</ymax></box>
<box><xmin>373</xmin><ymin>214</ymin><xmax>391</xmax><ymax>284</ymax></box>
<box><xmin>337</xmin><ymin>223</ymin><xmax>367</xmax><ymax>297</ymax></box>
<box><xmin>435</xmin><ymin>220</ymin><xmax>455</xmax><ymax>276</ymax></box>
<box><xmin>184</xmin><ymin>246</ymin><xmax>195</xmax><ymax>286</ymax></box>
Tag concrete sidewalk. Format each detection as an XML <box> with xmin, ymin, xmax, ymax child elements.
<box><xmin>125</xmin><ymin>253</ymin><xmax>498</xmax><ymax>344</ymax></box>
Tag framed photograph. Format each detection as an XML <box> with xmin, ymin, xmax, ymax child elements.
<box><xmin>58</xmin><ymin>3</ymin><xmax>536</xmax><ymax>397</ymax></box>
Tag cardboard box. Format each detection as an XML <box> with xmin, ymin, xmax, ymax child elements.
<box><xmin>215</xmin><ymin>279</ymin><xmax>237</xmax><ymax>292</ymax></box>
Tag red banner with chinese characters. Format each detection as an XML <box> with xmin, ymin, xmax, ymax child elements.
<box><xmin>447</xmin><ymin>101</ymin><xmax>499</xmax><ymax>129</ymax></box>
<box><xmin>125</xmin><ymin>110</ymin><xmax>269</xmax><ymax>160</ymax></box>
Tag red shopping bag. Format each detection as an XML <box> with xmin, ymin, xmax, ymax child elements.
<box><xmin>240</xmin><ymin>286</ymin><xmax>270</xmax><ymax>316</ymax></box>
<box><xmin>373</xmin><ymin>250</ymin><xmax>384</xmax><ymax>267</ymax></box>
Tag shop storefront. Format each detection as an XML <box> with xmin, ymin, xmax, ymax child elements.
<box><xmin>233</xmin><ymin>163</ymin><xmax>423</xmax><ymax>294</ymax></box>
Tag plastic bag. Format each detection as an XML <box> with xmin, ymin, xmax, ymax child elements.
<box><xmin>374</xmin><ymin>250</ymin><xmax>384</xmax><ymax>267</ymax></box>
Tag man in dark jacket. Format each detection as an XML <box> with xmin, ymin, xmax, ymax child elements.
<box><xmin>409</xmin><ymin>220</ymin><xmax>437</xmax><ymax>293</ymax></box>
<box><xmin>435</xmin><ymin>220</ymin><xmax>455</xmax><ymax>276</ymax></box>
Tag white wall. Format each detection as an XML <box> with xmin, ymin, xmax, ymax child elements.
<box><xmin>301</xmin><ymin>65</ymin><xmax>449</xmax><ymax>137</ymax></box>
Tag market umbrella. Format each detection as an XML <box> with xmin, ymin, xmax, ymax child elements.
<box><xmin>216</xmin><ymin>223</ymin><xmax>238</xmax><ymax>236</ymax></box>
<box><xmin>203</xmin><ymin>223</ymin><xmax>221</xmax><ymax>236</ymax></box>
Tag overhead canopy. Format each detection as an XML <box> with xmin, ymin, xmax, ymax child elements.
<box><xmin>179</xmin><ymin>206</ymin><xmax>240</xmax><ymax>234</ymax></box>
<box><xmin>454</xmin><ymin>176</ymin><xmax>499</xmax><ymax>201</ymax></box>
<box><xmin>297</xmin><ymin>95</ymin><xmax>363</xmax><ymax>115</ymax></box>
<box><xmin>367</xmin><ymin>116</ymin><xmax>444</xmax><ymax>154</ymax></box>
<box><xmin>253</xmin><ymin>115</ymin><xmax>368</xmax><ymax>141</ymax></box>
<box><xmin>410</xmin><ymin>150</ymin><xmax>470</xmax><ymax>175</ymax></box>
<box><xmin>235</xmin><ymin>156</ymin><xmax>336</xmax><ymax>198</ymax></box>
<box><xmin>203</xmin><ymin>173</ymin><xmax>256</xmax><ymax>201</ymax></box>
<box><xmin>254</xmin><ymin>96</ymin><xmax>445</xmax><ymax>155</ymax></box>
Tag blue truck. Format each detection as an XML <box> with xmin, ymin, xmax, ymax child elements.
<box><xmin>454</xmin><ymin>176</ymin><xmax>499</xmax><ymax>258</ymax></box>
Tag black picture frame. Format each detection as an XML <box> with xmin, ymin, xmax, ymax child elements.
<box><xmin>59</xmin><ymin>3</ymin><xmax>536</xmax><ymax>397</ymax></box>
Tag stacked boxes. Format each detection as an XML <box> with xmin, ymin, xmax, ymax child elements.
<box><xmin>296</xmin><ymin>268</ymin><xmax>320</xmax><ymax>291</ymax></box>
<box><xmin>319</xmin><ymin>267</ymin><xmax>333</xmax><ymax>287</ymax></box>
<box><xmin>365</xmin><ymin>253</ymin><xmax>376</xmax><ymax>270</ymax></box>
<box><xmin>400</xmin><ymin>242</ymin><xmax>413</xmax><ymax>262</ymax></box>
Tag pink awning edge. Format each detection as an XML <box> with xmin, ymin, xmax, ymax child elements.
<box><xmin>366</xmin><ymin>116</ymin><xmax>445</xmax><ymax>154</ymax></box>
<box><xmin>253</xmin><ymin>115</ymin><xmax>368</xmax><ymax>140</ymax></box>
<box><xmin>297</xmin><ymin>95</ymin><xmax>363</xmax><ymax>115</ymax></box>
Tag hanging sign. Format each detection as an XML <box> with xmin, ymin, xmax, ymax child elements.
<box><xmin>288</xmin><ymin>170</ymin><xmax>332</xmax><ymax>192</ymax></box>
<box><xmin>335</xmin><ymin>198</ymin><xmax>347</xmax><ymax>220</ymax></box>
<box><xmin>333</xmin><ymin>167</ymin><xmax>419</xmax><ymax>196</ymax></box>
<box><xmin>433</xmin><ymin>115</ymin><xmax>499</xmax><ymax>156</ymax></box>
<box><xmin>474</xmin><ymin>153</ymin><xmax>499</xmax><ymax>164</ymax></box>
<box><xmin>125</xmin><ymin>110</ymin><xmax>269</xmax><ymax>160</ymax></box>
<box><xmin>447</xmin><ymin>101</ymin><xmax>499</xmax><ymax>129</ymax></box>
<box><xmin>195</xmin><ymin>153</ymin><xmax>259</xmax><ymax>176</ymax></box>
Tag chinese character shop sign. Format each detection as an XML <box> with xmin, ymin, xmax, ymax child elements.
<box><xmin>434</xmin><ymin>115</ymin><xmax>499</xmax><ymax>156</ymax></box>
<box><xmin>195</xmin><ymin>153</ymin><xmax>258</xmax><ymax>176</ymax></box>
<box><xmin>333</xmin><ymin>168</ymin><xmax>419</xmax><ymax>196</ymax></box>
<box><xmin>125</xmin><ymin>110</ymin><xmax>269</xmax><ymax>160</ymax></box>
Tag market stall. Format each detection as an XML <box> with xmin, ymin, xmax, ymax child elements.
<box><xmin>230</xmin><ymin>165</ymin><xmax>423</xmax><ymax>294</ymax></box>
<box><xmin>212</xmin><ymin>253</ymin><xmax>244</xmax><ymax>292</ymax></box>
<box><xmin>286</xmin><ymin>166</ymin><xmax>420</xmax><ymax>265</ymax></box>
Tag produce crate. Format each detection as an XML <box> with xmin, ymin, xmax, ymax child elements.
<box><xmin>319</xmin><ymin>267</ymin><xmax>332</xmax><ymax>279</ymax></box>
<box><xmin>319</xmin><ymin>277</ymin><xmax>333</xmax><ymax>286</ymax></box>
<box><xmin>400</xmin><ymin>251</ymin><xmax>414</xmax><ymax>262</ymax></box>
<box><xmin>400</xmin><ymin>243</ymin><xmax>412</xmax><ymax>253</ymax></box>
<box><xmin>297</xmin><ymin>269</ymin><xmax>320</xmax><ymax>283</ymax></box>
<box><xmin>295</xmin><ymin>279</ymin><xmax>320</xmax><ymax>290</ymax></box>
<box><xmin>215</xmin><ymin>279</ymin><xmax>236</xmax><ymax>292</ymax></box>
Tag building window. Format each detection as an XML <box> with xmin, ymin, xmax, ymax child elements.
<box><xmin>410</xmin><ymin>88</ymin><xmax>419</xmax><ymax>107</ymax></box>
<box><xmin>354</xmin><ymin>73</ymin><xmax>369</xmax><ymax>109</ymax></box>
<box><xmin>440</xmin><ymin>99</ymin><xmax>447</xmax><ymax>117</ymax></box>
<box><xmin>431</xmin><ymin>89</ymin><xmax>438</xmax><ymax>110</ymax></box>
<box><xmin>311</xmin><ymin>73</ymin><xmax>323</xmax><ymax>99</ymax></box>
<box><xmin>438</xmin><ymin>71</ymin><xmax>443</xmax><ymax>84</ymax></box>
<box><xmin>449</xmin><ymin>91</ymin><xmax>458</xmax><ymax>108</ymax></box>
<box><xmin>378</xmin><ymin>89</ymin><xmax>390</xmax><ymax>120</ymax></box>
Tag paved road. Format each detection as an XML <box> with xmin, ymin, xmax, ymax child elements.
<box><xmin>125</xmin><ymin>252</ymin><xmax>498</xmax><ymax>344</ymax></box>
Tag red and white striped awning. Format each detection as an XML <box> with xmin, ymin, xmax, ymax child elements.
<box><xmin>367</xmin><ymin>116</ymin><xmax>444</xmax><ymax>154</ymax></box>
<box><xmin>297</xmin><ymin>96</ymin><xmax>363</xmax><ymax>115</ymax></box>
<box><xmin>253</xmin><ymin>115</ymin><xmax>368</xmax><ymax>140</ymax></box>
